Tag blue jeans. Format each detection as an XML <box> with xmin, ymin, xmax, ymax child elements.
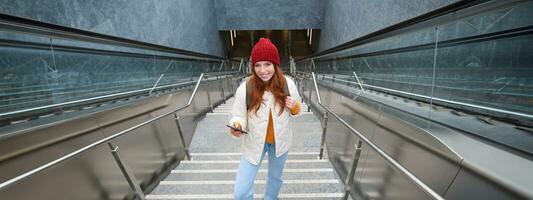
<box><xmin>234</xmin><ymin>144</ymin><xmax>288</xmax><ymax>200</ymax></box>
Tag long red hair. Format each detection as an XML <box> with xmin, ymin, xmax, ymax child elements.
<box><xmin>248</xmin><ymin>64</ymin><xmax>287</xmax><ymax>116</ymax></box>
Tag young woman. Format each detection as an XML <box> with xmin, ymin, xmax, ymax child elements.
<box><xmin>229</xmin><ymin>38</ymin><xmax>302</xmax><ymax>200</ymax></box>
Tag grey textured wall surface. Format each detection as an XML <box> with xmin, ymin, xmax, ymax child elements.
<box><xmin>0</xmin><ymin>0</ymin><xmax>224</xmax><ymax>56</ymax></box>
<box><xmin>215</xmin><ymin>0</ymin><xmax>324</xmax><ymax>30</ymax></box>
<box><xmin>318</xmin><ymin>0</ymin><xmax>458</xmax><ymax>51</ymax></box>
<box><xmin>311</xmin><ymin>1</ymin><xmax>533</xmax><ymax>117</ymax></box>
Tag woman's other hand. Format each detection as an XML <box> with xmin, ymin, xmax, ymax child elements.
<box><xmin>230</xmin><ymin>122</ymin><xmax>242</xmax><ymax>138</ymax></box>
<box><xmin>285</xmin><ymin>96</ymin><xmax>296</xmax><ymax>110</ymax></box>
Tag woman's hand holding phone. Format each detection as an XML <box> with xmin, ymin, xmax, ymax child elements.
<box><xmin>229</xmin><ymin>122</ymin><xmax>244</xmax><ymax>137</ymax></box>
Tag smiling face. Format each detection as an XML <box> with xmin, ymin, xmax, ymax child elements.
<box><xmin>254</xmin><ymin>61</ymin><xmax>275</xmax><ymax>82</ymax></box>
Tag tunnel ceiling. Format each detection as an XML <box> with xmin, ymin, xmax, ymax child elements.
<box><xmin>221</xmin><ymin>29</ymin><xmax>319</xmax><ymax>66</ymax></box>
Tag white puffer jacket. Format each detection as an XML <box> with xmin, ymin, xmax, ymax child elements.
<box><xmin>229</xmin><ymin>75</ymin><xmax>302</xmax><ymax>165</ymax></box>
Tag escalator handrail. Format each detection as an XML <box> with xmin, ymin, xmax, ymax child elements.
<box><xmin>308</xmin><ymin>73</ymin><xmax>533</xmax><ymax>121</ymax></box>
<box><xmin>0</xmin><ymin>73</ymin><xmax>209</xmax><ymax>191</ymax></box>
<box><xmin>0</xmin><ymin>71</ymin><xmax>240</xmax><ymax>119</ymax></box>
<box><xmin>308</xmin><ymin>72</ymin><xmax>445</xmax><ymax>200</ymax></box>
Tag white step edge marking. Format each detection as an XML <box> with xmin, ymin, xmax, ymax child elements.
<box><xmin>147</xmin><ymin>193</ymin><xmax>344</xmax><ymax>199</ymax></box>
<box><xmin>206</xmin><ymin>113</ymin><xmax>230</xmax><ymax>115</ymax></box>
<box><xmin>180</xmin><ymin>159</ymin><xmax>327</xmax><ymax>164</ymax></box>
<box><xmin>211</xmin><ymin>112</ymin><xmax>313</xmax><ymax>115</ymax></box>
<box><xmin>191</xmin><ymin>152</ymin><xmax>318</xmax><ymax>156</ymax></box>
<box><xmin>171</xmin><ymin>168</ymin><xmax>333</xmax><ymax>173</ymax></box>
<box><xmin>159</xmin><ymin>179</ymin><xmax>339</xmax><ymax>185</ymax></box>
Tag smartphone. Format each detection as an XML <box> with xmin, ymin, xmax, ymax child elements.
<box><xmin>226</xmin><ymin>125</ymin><xmax>248</xmax><ymax>134</ymax></box>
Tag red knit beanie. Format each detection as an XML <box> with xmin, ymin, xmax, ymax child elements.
<box><xmin>251</xmin><ymin>37</ymin><xmax>280</xmax><ymax>66</ymax></box>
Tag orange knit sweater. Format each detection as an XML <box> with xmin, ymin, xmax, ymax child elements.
<box><xmin>265</xmin><ymin>101</ymin><xmax>301</xmax><ymax>144</ymax></box>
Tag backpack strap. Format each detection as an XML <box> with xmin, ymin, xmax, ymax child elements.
<box><xmin>283</xmin><ymin>77</ymin><xmax>290</xmax><ymax>98</ymax></box>
<box><xmin>246</xmin><ymin>76</ymin><xmax>290</xmax><ymax>110</ymax></box>
<box><xmin>246</xmin><ymin>77</ymin><xmax>252</xmax><ymax>110</ymax></box>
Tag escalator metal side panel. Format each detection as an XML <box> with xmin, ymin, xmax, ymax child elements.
<box><xmin>304</xmin><ymin>80</ymin><xmax>463</xmax><ymax>199</ymax></box>
<box><xmin>1</xmin><ymin>143</ymin><xmax>132</xmax><ymax>200</ymax></box>
<box><xmin>0</xmin><ymin>78</ymin><xmax>235</xmax><ymax>200</ymax></box>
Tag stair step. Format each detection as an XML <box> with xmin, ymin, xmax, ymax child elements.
<box><xmin>158</xmin><ymin>179</ymin><xmax>339</xmax><ymax>185</ymax></box>
<box><xmin>206</xmin><ymin>113</ymin><xmax>230</xmax><ymax>115</ymax></box>
<box><xmin>215</xmin><ymin>107</ymin><xmax>309</xmax><ymax>109</ymax></box>
<box><xmin>175</xmin><ymin>160</ymin><xmax>331</xmax><ymax>170</ymax></box>
<box><xmin>211</xmin><ymin>112</ymin><xmax>314</xmax><ymax>115</ymax></box>
<box><xmin>147</xmin><ymin>192</ymin><xmax>344</xmax><ymax>199</ymax></box>
<box><xmin>166</xmin><ymin>168</ymin><xmax>337</xmax><ymax>181</ymax></box>
<box><xmin>189</xmin><ymin>152</ymin><xmax>324</xmax><ymax>161</ymax></box>
<box><xmin>180</xmin><ymin>159</ymin><xmax>328</xmax><ymax>164</ymax></box>
<box><xmin>150</xmin><ymin>179</ymin><xmax>343</xmax><ymax>195</ymax></box>
<box><xmin>171</xmin><ymin>168</ymin><xmax>334</xmax><ymax>173</ymax></box>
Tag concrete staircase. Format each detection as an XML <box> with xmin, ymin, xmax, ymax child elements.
<box><xmin>148</xmin><ymin>98</ymin><xmax>345</xmax><ymax>199</ymax></box>
<box><xmin>207</xmin><ymin>98</ymin><xmax>312</xmax><ymax>116</ymax></box>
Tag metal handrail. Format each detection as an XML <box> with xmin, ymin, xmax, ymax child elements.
<box><xmin>0</xmin><ymin>81</ymin><xmax>193</xmax><ymax>118</ymax></box>
<box><xmin>309</xmin><ymin>72</ymin><xmax>445</xmax><ymax>200</ymax></box>
<box><xmin>0</xmin><ymin>73</ymin><xmax>206</xmax><ymax>191</ymax></box>
<box><xmin>206</xmin><ymin>70</ymin><xmax>240</xmax><ymax>77</ymax></box>
<box><xmin>318</xmin><ymin>74</ymin><xmax>533</xmax><ymax>120</ymax></box>
<box><xmin>352</xmin><ymin>72</ymin><xmax>365</xmax><ymax>92</ymax></box>
<box><xmin>237</xmin><ymin>58</ymin><xmax>243</xmax><ymax>74</ymax></box>
<box><xmin>312</xmin><ymin>72</ymin><xmax>321</xmax><ymax>103</ymax></box>
<box><xmin>0</xmin><ymin>71</ymin><xmax>240</xmax><ymax>119</ymax></box>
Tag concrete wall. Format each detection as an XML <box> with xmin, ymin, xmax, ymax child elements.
<box><xmin>0</xmin><ymin>0</ymin><xmax>224</xmax><ymax>56</ymax></box>
<box><xmin>215</xmin><ymin>0</ymin><xmax>324</xmax><ymax>30</ymax></box>
<box><xmin>0</xmin><ymin>0</ymin><xmax>462</xmax><ymax>54</ymax></box>
<box><xmin>318</xmin><ymin>0</ymin><xmax>458</xmax><ymax>51</ymax></box>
